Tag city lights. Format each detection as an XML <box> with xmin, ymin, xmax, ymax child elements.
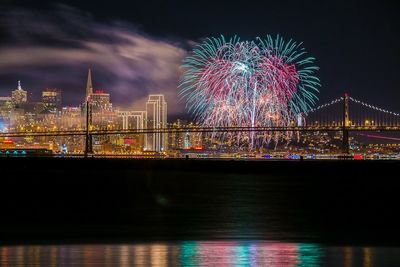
<box><xmin>1</xmin><ymin>69</ymin><xmax>400</xmax><ymax>158</ymax></box>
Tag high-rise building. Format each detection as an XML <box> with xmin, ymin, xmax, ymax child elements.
<box><xmin>91</xmin><ymin>90</ymin><xmax>112</xmax><ymax>112</ymax></box>
<box><xmin>42</xmin><ymin>88</ymin><xmax>62</xmax><ymax>112</ymax></box>
<box><xmin>146</xmin><ymin>94</ymin><xmax>167</xmax><ymax>151</ymax></box>
<box><xmin>82</xmin><ymin>69</ymin><xmax>114</xmax><ymax>128</ymax></box>
<box><xmin>0</xmin><ymin>96</ymin><xmax>13</xmax><ymax>128</ymax></box>
<box><xmin>117</xmin><ymin>111</ymin><xmax>147</xmax><ymax>130</ymax></box>
<box><xmin>90</xmin><ymin>90</ymin><xmax>113</xmax><ymax>128</ymax></box>
<box><xmin>117</xmin><ymin>110</ymin><xmax>147</xmax><ymax>151</ymax></box>
<box><xmin>11</xmin><ymin>81</ymin><xmax>27</xmax><ymax>105</ymax></box>
<box><xmin>82</xmin><ymin>68</ymin><xmax>93</xmax><ymax>129</ymax></box>
<box><xmin>84</xmin><ymin>69</ymin><xmax>112</xmax><ymax>112</ymax></box>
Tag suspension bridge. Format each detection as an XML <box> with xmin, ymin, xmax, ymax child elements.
<box><xmin>1</xmin><ymin>93</ymin><xmax>399</xmax><ymax>155</ymax></box>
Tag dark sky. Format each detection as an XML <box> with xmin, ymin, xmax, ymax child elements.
<box><xmin>0</xmin><ymin>0</ymin><xmax>399</xmax><ymax>116</ymax></box>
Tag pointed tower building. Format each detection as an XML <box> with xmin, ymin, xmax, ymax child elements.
<box><xmin>86</xmin><ymin>68</ymin><xmax>94</xmax><ymax>100</ymax></box>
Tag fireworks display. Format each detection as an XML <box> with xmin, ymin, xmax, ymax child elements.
<box><xmin>179</xmin><ymin>35</ymin><xmax>321</xmax><ymax>149</ymax></box>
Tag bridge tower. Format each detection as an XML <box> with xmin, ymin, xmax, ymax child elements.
<box><xmin>84</xmin><ymin>69</ymin><xmax>93</xmax><ymax>157</ymax></box>
<box><xmin>342</xmin><ymin>92</ymin><xmax>350</xmax><ymax>153</ymax></box>
<box><xmin>84</xmin><ymin>99</ymin><xmax>93</xmax><ymax>157</ymax></box>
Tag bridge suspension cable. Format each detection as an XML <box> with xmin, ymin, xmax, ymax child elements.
<box><xmin>306</xmin><ymin>97</ymin><xmax>344</xmax><ymax>127</ymax></box>
<box><xmin>349</xmin><ymin>97</ymin><xmax>400</xmax><ymax>126</ymax></box>
<box><xmin>308</xmin><ymin>97</ymin><xmax>344</xmax><ymax>113</ymax></box>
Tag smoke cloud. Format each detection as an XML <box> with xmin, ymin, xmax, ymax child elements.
<box><xmin>0</xmin><ymin>5</ymin><xmax>189</xmax><ymax>116</ymax></box>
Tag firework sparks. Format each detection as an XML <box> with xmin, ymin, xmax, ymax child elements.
<box><xmin>180</xmin><ymin>35</ymin><xmax>320</xmax><ymax>150</ymax></box>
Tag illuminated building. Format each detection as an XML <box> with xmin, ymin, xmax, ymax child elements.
<box><xmin>0</xmin><ymin>139</ymin><xmax>16</xmax><ymax>149</ymax></box>
<box><xmin>146</xmin><ymin>94</ymin><xmax>167</xmax><ymax>152</ymax></box>
<box><xmin>118</xmin><ymin>111</ymin><xmax>147</xmax><ymax>130</ymax></box>
<box><xmin>83</xmin><ymin>68</ymin><xmax>112</xmax><ymax>111</ymax></box>
<box><xmin>186</xmin><ymin>122</ymin><xmax>202</xmax><ymax>149</ymax></box>
<box><xmin>82</xmin><ymin>69</ymin><xmax>113</xmax><ymax>128</ymax></box>
<box><xmin>83</xmin><ymin>69</ymin><xmax>113</xmax><ymax>114</ymax></box>
<box><xmin>11</xmin><ymin>81</ymin><xmax>28</xmax><ymax>105</ymax></box>
<box><xmin>9</xmin><ymin>107</ymin><xmax>24</xmax><ymax>127</ymax></box>
<box><xmin>37</xmin><ymin>108</ymin><xmax>59</xmax><ymax>129</ymax></box>
<box><xmin>0</xmin><ymin>96</ymin><xmax>12</xmax><ymax>106</ymax></box>
<box><xmin>169</xmin><ymin>119</ymin><xmax>203</xmax><ymax>150</ymax></box>
<box><xmin>42</xmin><ymin>88</ymin><xmax>62</xmax><ymax>112</ymax></box>
<box><xmin>82</xmin><ymin>69</ymin><xmax>93</xmax><ymax>129</ymax></box>
<box><xmin>21</xmin><ymin>102</ymin><xmax>45</xmax><ymax>115</ymax></box>
<box><xmin>117</xmin><ymin>110</ymin><xmax>147</xmax><ymax>151</ymax></box>
<box><xmin>168</xmin><ymin>119</ymin><xmax>186</xmax><ymax>150</ymax></box>
<box><xmin>90</xmin><ymin>90</ymin><xmax>114</xmax><ymax>129</ymax></box>
<box><xmin>0</xmin><ymin>96</ymin><xmax>13</xmax><ymax>126</ymax></box>
<box><xmin>61</xmin><ymin>107</ymin><xmax>82</xmax><ymax>129</ymax></box>
<box><xmin>169</xmin><ymin>119</ymin><xmax>194</xmax><ymax>150</ymax></box>
<box><xmin>91</xmin><ymin>90</ymin><xmax>112</xmax><ymax>112</ymax></box>
<box><xmin>22</xmin><ymin>102</ymin><xmax>46</xmax><ymax>128</ymax></box>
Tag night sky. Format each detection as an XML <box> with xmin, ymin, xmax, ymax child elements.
<box><xmin>0</xmin><ymin>0</ymin><xmax>399</xmax><ymax>117</ymax></box>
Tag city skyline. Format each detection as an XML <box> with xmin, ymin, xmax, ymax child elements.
<box><xmin>0</xmin><ymin>70</ymin><xmax>170</xmax><ymax>115</ymax></box>
<box><xmin>1</xmin><ymin>59</ymin><xmax>400</xmax><ymax>156</ymax></box>
<box><xmin>0</xmin><ymin>1</ymin><xmax>399</xmax><ymax>156</ymax></box>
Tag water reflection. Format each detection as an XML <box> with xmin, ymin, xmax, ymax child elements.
<box><xmin>363</xmin><ymin>248</ymin><xmax>372</xmax><ymax>267</ymax></box>
<box><xmin>0</xmin><ymin>241</ymin><xmax>396</xmax><ymax>266</ymax></box>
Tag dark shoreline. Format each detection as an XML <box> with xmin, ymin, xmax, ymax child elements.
<box><xmin>1</xmin><ymin>158</ymin><xmax>400</xmax><ymax>246</ymax></box>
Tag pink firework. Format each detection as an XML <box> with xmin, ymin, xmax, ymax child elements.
<box><xmin>180</xmin><ymin>35</ymin><xmax>320</xmax><ymax>149</ymax></box>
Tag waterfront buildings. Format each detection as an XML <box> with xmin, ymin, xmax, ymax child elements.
<box><xmin>0</xmin><ymin>73</ymin><xmax>386</xmax><ymax>155</ymax></box>
<box><xmin>168</xmin><ymin>119</ymin><xmax>203</xmax><ymax>150</ymax></box>
<box><xmin>146</xmin><ymin>94</ymin><xmax>167</xmax><ymax>152</ymax></box>
<box><xmin>2</xmin><ymin>70</ymin><xmax>396</xmax><ymax>156</ymax></box>
<box><xmin>168</xmin><ymin>119</ymin><xmax>186</xmax><ymax>150</ymax></box>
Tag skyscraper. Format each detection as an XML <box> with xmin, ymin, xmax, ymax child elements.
<box><xmin>11</xmin><ymin>81</ymin><xmax>28</xmax><ymax>105</ymax></box>
<box><xmin>90</xmin><ymin>90</ymin><xmax>113</xmax><ymax>128</ymax></box>
<box><xmin>84</xmin><ymin>68</ymin><xmax>112</xmax><ymax>111</ymax></box>
<box><xmin>146</xmin><ymin>94</ymin><xmax>167</xmax><ymax>152</ymax></box>
<box><xmin>117</xmin><ymin>110</ymin><xmax>147</xmax><ymax>151</ymax></box>
<box><xmin>0</xmin><ymin>96</ymin><xmax>13</xmax><ymax>127</ymax></box>
<box><xmin>82</xmin><ymin>69</ymin><xmax>93</xmax><ymax>131</ymax></box>
<box><xmin>91</xmin><ymin>90</ymin><xmax>112</xmax><ymax>112</ymax></box>
<box><xmin>42</xmin><ymin>88</ymin><xmax>62</xmax><ymax>112</ymax></box>
<box><xmin>118</xmin><ymin>111</ymin><xmax>147</xmax><ymax>130</ymax></box>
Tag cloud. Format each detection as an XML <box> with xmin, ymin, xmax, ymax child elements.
<box><xmin>0</xmin><ymin>5</ymin><xmax>189</xmax><ymax>116</ymax></box>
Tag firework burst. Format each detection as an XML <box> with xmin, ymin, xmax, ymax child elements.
<box><xmin>180</xmin><ymin>35</ymin><xmax>320</xmax><ymax>149</ymax></box>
